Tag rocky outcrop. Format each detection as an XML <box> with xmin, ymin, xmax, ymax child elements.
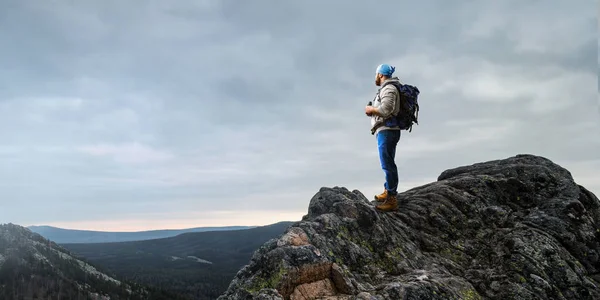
<box><xmin>218</xmin><ymin>154</ymin><xmax>600</xmax><ymax>300</ymax></box>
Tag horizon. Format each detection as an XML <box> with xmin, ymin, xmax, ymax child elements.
<box><xmin>1</xmin><ymin>1</ymin><xmax>598</xmax><ymax>232</ymax></box>
<box><xmin>21</xmin><ymin>210</ymin><xmax>302</xmax><ymax>232</ymax></box>
<box><xmin>25</xmin><ymin>223</ymin><xmax>261</xmax><ymax>232</ymax></box>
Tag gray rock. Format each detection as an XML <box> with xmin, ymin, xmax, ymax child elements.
<box><xmin>218</xmin><ymin>154</ymin><xmax>600</xmax><ymax>300</ymax></box>
<box><xmin>255</xmin><ymin>289</ymin><xmax>284</xmax><ymax>300</ymax></box>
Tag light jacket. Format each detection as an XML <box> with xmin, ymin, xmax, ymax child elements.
<box><xmin>370</xmin><ymin>77</ymin><xmax>401</xmax><ymax>135</ymax></box>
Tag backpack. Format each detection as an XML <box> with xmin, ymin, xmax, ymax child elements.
<box><xmin>381</xmin><ymin>80</ymin><xmax>420</xmax><ymax>132</ymax></box>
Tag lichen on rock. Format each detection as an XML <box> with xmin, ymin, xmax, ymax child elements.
<box><xmin>218</xmin><ymin>154</ymin><xmax>600</xmax><ymax>300</ymax></box>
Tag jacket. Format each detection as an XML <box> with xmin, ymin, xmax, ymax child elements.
<box><xmin>370</xmin><ymin>77</ymin><xmax>402</xmax><ymax>135</ymax></box>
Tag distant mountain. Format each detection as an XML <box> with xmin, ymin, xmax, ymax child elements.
<box><xmin>28</xmin><ymin>225</ymin><xmax>254</xmax><ymax>244</ymax></box>
<box><xmin>0</xmin><ymin>223</ymin><xmax>187</xmax><ymax>300</ymax></box>
<box><xmin>62</xmin><ymin>221</ymin><xmax>295</xmax><ymax>300</ymax></box>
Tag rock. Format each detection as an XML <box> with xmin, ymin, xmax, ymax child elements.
<box><xmin>218</xmin><ymin>154</ymin><xmax>600</xmax><ymax>300</ymax></box>
<box><xmin>331</xmin><ymin>263</ymin><xmax>356</xmax><ymax>295</ymax></box>
<box><xmin>290</xmin><ymin>278</ymin><xmax>337</xmax><ymax>299</ymax></box>
<box><xmin>256</xmin><ymin>289</ymin><xmax>284</xmax><ymax>300</ymax></box>
<box><xmin>278</xmin><ymin>227</ymin><xmax>310</xmax><ymax>247</ymax></box>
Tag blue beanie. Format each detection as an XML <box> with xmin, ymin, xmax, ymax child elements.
<box><xmin>376</xmin><ymin>64</ymin><xmax>395</xmax><ymax>76</ymax></box>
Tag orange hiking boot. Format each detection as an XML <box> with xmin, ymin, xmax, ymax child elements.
<box><xmin>376</xmin><ymin>195</ymin><xmax>398</xmax><ymax>212</ymax></box>
<box><xmin>374</xmin><ymin>190</ymin><xmax>389</xmax><ymax>202</ymax></box>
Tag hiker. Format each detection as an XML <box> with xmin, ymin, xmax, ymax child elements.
<box><xmin>365</xmin><ymin>63</ymin><xmax>419</xmax><ymax>212</ymax></box>
<box><xmin>365</xmin><ymin>64</ymin><xmax>401</xmax><ymax>211</ymax></box>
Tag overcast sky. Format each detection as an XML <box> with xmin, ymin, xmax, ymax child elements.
<box><xmin>1</xmin><ymin>0</ymin><xmax>598</xmax><ymax>231</ymax></box>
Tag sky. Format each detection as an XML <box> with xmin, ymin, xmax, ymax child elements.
<box><xmin>0</xmin><ymin>0</ymin><xmax>598</xmax><ymax>231</ymax></box>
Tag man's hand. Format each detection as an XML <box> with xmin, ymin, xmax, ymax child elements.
<box><xmin>365</xmin><ymin>105</ymin><xmax>376</xmax><ymax>116</ymax></box>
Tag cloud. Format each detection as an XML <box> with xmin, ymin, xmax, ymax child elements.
<box><xmin>0</xmin><ymin>0</ymin><xmax>597</xmax><ymax>229</ymax></box>
<box><xmin>27</xmin><ymin>97</ymin><xmax>83</xmax><ymax>111</ymax></box>
<box><xmin>390</xmin><ymin>53</ymin><xmax>596</xmax><ymax>114</ymax></box>
<box><xmin>77</xmin><ymin>143</ymin><xmax>173</xmax><ymax>164</ymax></box>
<box><xmin>462</xmin><ymin>0</ymin><xmax>593</xmax><ymax>55</ymax></box>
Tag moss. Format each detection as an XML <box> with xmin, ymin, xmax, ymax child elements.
<box><xmin>336</xmin><ymin>226</ymin><xmax>349</xmax><ymax>240</ymax></box>
<box><xmin>246</xmin><ymin>263</ymin><xmax>287</xmax><ymax>293</ymax></box>
<box><xmin>460</xmin><ymin>288</ymin><xmax>482</xmax><ymax>300</ymax></box>
<box><xmin>336</xmin><ymin>225</ymin><xmax>350</xmax><ymax>241</ymax></box>
<box><xmin>373</xmin><ymin>258</ymin><xmax>395</xmax><ymax>274</ymax></box>
<box><xmin>454</xmin><ymin>241</ymin><xmax>465</xmax><ymax>251</ymax></box>
<box><xmin>339</xmin><ymin>225</ymin><xmax>350</xmax><ymax>235</ymax></box>
<box><xmin>390</xmin><ymin>247</ymin><xmax>404</xmax><ymax>259</ymax></box>
<box><xmin>518</xmin><ymin>276</ymin><xmax>527</xmax><ymax>283</ymax></box>
<box><xmin>371</xmin><ymin>247</ymin><xmax>405</xmax><ymax>274</ymax></box>
<box><xmin>336</xmin><ymin>224</ymin><xmax>374</xmax><ymax>253</ymax></box>
<box><xmin>359</xmin><ymin>239</ymin><xmax>374</xmax><ymax>252</ymax></box>
<box><xmin>440</xmin><ymin>247</ymin><xmax>465</xmax><ymax>264</ymax></box>
<box><xmin>340</xmin><ymin>264</ymin><xmax>351</xmax><ymax>275</ymax></box>
<box><xmin>481</xmin><ymin>175</ymin><xmax>494</xmax><ymax>184</ymax></box>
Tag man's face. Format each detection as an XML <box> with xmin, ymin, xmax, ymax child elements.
<box><xmin>375</xmin><ymin>73</ymin><xmax>382</xmax><ymax>86</ymax></box>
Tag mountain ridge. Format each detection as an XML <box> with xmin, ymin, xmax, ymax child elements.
<box><xmin>0</xmin><ymin>223</ymin><xmax>186</xmax><ymax>299</ymax></box>
<box><xmin>62</xmin><ymin>221</ymin><xmax>296</xmax><ymax>299</ymax></box>
<box><xmin>218</xmin><ymin>154</ymin><xmax>600</xmax><ymax>300</ymax></box>
<box><xmin>28</xmin><ymin>224</ymin><xmax>256</xmax><ymax>244</ymax></box>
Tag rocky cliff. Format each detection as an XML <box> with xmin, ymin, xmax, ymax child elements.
<box><xmin>218</xmin><ymin>154</ymin><xmax>600</xmax><ymax>300</ymax></box>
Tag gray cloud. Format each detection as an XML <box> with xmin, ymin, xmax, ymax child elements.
<box><xmin>0</xmin><ymin>0</ymin><xmax>598</xmax><ymax>230</ymax></box>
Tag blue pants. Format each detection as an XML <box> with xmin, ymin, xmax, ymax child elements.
<box><xmin>377</xmin><ymin>130</ymin><xmax>401</xmax><ymax>195</ymax></box>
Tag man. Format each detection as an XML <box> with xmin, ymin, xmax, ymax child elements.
<box><xmin>365</xmin><ymin>63</ymin><xmax>402</xmax><ymax>212</ymax></box>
